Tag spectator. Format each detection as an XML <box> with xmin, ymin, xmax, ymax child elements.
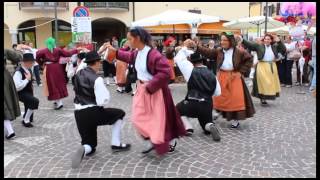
<box><xmin>283</xmin><ymin>35</ymin><xmax>296</xmax><ymax>87</ymax></box>
<box><xmin>98</xmin><ymin>38</ymin><xmax>117</xmax><ymax>85</ymax></box>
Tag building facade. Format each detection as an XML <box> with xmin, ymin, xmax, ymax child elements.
<box><xmin>4</xmin><ymin>2</ymin><xmax>249</xmax><ymax>49</ymax></box>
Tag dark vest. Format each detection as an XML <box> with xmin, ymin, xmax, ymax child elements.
<box><xmin>186</xmin><ymin>66</ymin><xmax>217</xmax><ymax>102</ymax></box>
<box><xmin>73</xmin><ymin>67</ymin><xmax>99</xmax><ymax>105</ymax></box>
<box><xmin>16</xmin><ymin>66</ymin><xmax>33</xmax><ymax>95</ymax></box>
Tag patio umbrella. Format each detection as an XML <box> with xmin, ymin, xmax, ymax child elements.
<box><xmin>223</xmin><ymin>16</ymin><xmax>285</xmax><ymax>37</ymax></box>
<box><xmin>262</xmin><ymin>25</ymin><xmax>316</xmax><ymax>35</ymax></box>
<box><xmin>131</xmin><ymin>9</ymin><xmax>220</xmax><ymax>34</ymax></box>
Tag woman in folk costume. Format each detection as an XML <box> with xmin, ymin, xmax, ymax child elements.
<box><xmin>36</xmin><ymin>37</ymin><xmax>82</xmax><ymax>110</ymax></box>
<box><xmin>4</xmin><ymin>49</ymin><xmax>23</xmax><ymax>139</ymax></box>
<box><xmin>185</xmin><ymin>32</ymin><xmax>255</xmax><ymax>128</ymax></box>
<box><xmin>115</xmin><ymin>39</ymin><xmax>130</xmax><ymax>93</ymax></box>
<box><xmin>106</xmin><ymin>26</ymin><xmax>186</xmax><ymax>155</ymax></box>
<box><xmin>236</xmin><ymin>34</ymin><xmax>287</xmax><ymax>105</ymax></box>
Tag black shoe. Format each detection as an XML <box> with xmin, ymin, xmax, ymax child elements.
<box><xmin>169</xmin><ymin>141</ymin><xmax>177</xmax><ymax>153</ymax></box>
<box><xmin>141</xmin><ymin>146</ymin><xmax>154</xmax><ymax>154</ymax></box>
<box><xmin>6</xmin><ymin>133</ymin><xmax>16</xmax><ymax>140</ymax></box>
<box><xmin>231</xmin><ymin>121</ymin><xmax>240</xmax><ymax>128</ymax></box>
<box><xmin>22</xmin><ymin>121</ymin><xmax>33</xmax><ymax>128</ymax></box>
<box><xmin>71</xmin><ymin>146</ymin><xmax>85</xmax><ymax>168</ymax></box>
<box><xmin>86</xmin><ymin>148</ymin><xmax>96</xmax><ymax>156</ymax></box>
<box><xmin>54</xmin><ymin>105</ymin><xmax>63</xmax><ymax>110</ymax></box>
<box><xmin>111</xmin><ymin>143</ymin><xmax>131</xmax><ymax>152</ymax></box>
<box><xmin>209</xmin><ymin>124</ymin><xmax>221</xmax><ymax>141</ymax></box>
<box><xmin>261</xmin><ymin>101</ymin><xmax>268</xmax><ymax>105</ymax></box>
<box><xmin>186</xmin><ymin>129</ymin><xmax>194</xmax><ymax>136</ymax></box>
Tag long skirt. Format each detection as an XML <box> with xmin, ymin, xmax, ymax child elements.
<box><xmin>116</xmin><ymin>60</ymin><xmax>128</xmax><ymax>87</ymax></box>
<box><xmin>4</xmin><ymin>69</ymin><xmax>21</xmax><ymax>120</ymax></box>
<box><xmin>132</xmin><ymin>82</ymin><xmax>166</xmax><ymax>145</ymax></box>
<box><xmin>214</xmin><ymin>70</ymin><xmax>255</xmax><ymax>121</ymax></box>
<box><xmin>252</xmin><ymin>61</ymin><xmax>280</xmax><ymax>99</ymax></box>
<box><xmin>44</xmin><ymin>63</ymin><xmax>69</xmax><ymax>101</ymax></box>
<box><xmin>168</xmin><ymin>59</ymin><xmax>176</xmax><ymax>81</ymax></box>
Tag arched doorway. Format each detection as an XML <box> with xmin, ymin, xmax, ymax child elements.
<box><xmin>51</xmin><ymin>20</ymin><xmax>72</xmax><ymax>47</ymax></box>
<box><xmin>92</xmin><ymin>18</ymin><xmax>127</xmax><ymax>48</ymax></box>
<box><xmin>18</xmin><ymin>20</ymin><xmax>36</xmax><ymax>46</ymax></box>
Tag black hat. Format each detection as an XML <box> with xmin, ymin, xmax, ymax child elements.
<box><xmin>77</xmin><ymin>52</ymin><xmax>86</xmax><ymax>60</ymax></box>
<box><xmin>189</xmin><ymin>52</ymin><xmax>205</xmax><ymax>63</ymax></box>
<box><xmin>22</xmin><ymin>53</ymin><xmax>35</xmax><ymax>62</ymax></box>
<box><xmin>84</xmin><ymin>51</ymin><xmax>101</xmax><ymax>63</ymax></box>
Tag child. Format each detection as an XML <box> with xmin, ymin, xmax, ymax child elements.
<box><xmin>13</xmin><ymin>53</ymin><xmax>40</xmax><ymax>127</ymax></box>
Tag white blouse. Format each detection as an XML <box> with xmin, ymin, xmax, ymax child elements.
<box><xmin>263</xmin><ymin>45</ymin><xmax>275</xmax><ymax>61</ymax></box>
<box><xmin>135</xmin><ymin>45</ymin><xmax>153</xmax><ymax>81</ymax></box>
<box><xmin>221</xmin><ymin>48</ymin><xmax>234</xmax><ymax>70</ymax></box>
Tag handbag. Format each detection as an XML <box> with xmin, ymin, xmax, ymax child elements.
<box><xmin>288</xmin><ymin>49</ymin><xmax>301</xmax><ymax>61</ymax></box>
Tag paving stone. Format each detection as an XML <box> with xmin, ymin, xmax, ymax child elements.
<box><xmin>3</xmin><ymin>82</ymin><xmax>316</xmax><ymax>178</ymax></box>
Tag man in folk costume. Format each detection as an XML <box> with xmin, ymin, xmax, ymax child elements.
<box><xmin>235</xmin><ymin>34</ymin><xmax>287</xmax><ymax>105</ymax></box>
<box><xmin>185</xmin><ymin>32</ymin><xmax>255</xmax><ymax>128</ymax></box>
<box><xmin>13</xmin><ymin>53</ymin><xmax>40</xmax><ymax>128</ymax></box>
<box><xmin>71</xmin><ymin>51</ymin><xmax>131</xmax><ymax>168</ymax></box>
<box><xmin>173</xmin><ymin>47</ymin><xmax>222</xmax><ymax>140</ymax></box>
<box><xmin>4</xmin><ymin>49</ymin><xmax>23</xmax><ymax>139</ymax></box>
<box><xmin>36</xmin><ymin>37</ymin><xmax>82</xmax><ymax>110</ymax></box>
<box><xmin>106</xmin><ymin>26</ymin><xmax>186</xmax><ymax>155</ymax></box>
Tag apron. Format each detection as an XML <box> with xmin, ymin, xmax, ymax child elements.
<box><xmin>131</xmin><ymin>81</ymin><xmax>166</xmax><ymax>144</ymax></box>
<box><xmin>213</xmin><ymin>70</ymin><xmax>245</xmax><ymax>111</ymax></box>
<box><xmin>256</xmin><ymin>61</ymin><xmax>281</xmax><ymax>96</ymax></box>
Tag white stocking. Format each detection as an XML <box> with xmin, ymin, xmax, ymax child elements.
<box><xmin>111</xmin><ymin>120</ymin><xmax>122</xmax><ymax>146</ymax></box>
<box><xmin>181</xmin><ymin>116</ymin><xmax>193</xmax><ymax>130</ymax></box>
<box><xmin>4</xmin><ymin>120</ymin><xmax>14</xmax><ymax>135</ymax></box>
<box><xmin>24</xmin><ymin>109</ymin><xmax>33</xmax><ymax>123</ymax></box>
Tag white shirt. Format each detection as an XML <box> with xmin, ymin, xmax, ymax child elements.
<box><xmin>174</xmin><ymin>47</ymin><xmax>221</xmax><ymax>96</ymax></box>
<box><xmin>74</xmin><ymin>76</ymin><xmax>110</xmax><ymax>110</ymax></box>
<box><xmin>76</xmin><ymin>59</ymin><xmax>87</xmax><ymax>73</ymax></box>
<box><xmin>13</xmin><ymin>66</ymin><xmax>30</xmax><ymax>91</ymax></box>
<box><xmin>263</xmin><ymin>45</ymin><xmax>275</xmax><ymax>61</ymax></box>
<box><xmin>220</xmin><ymin>48</ymin><xmax>234</xmax><ymax>70</ymax></box>
<box><xmin>135</xmin><ymin>45</ymin><xmax>153</xmax><ymax>81</ymax></box>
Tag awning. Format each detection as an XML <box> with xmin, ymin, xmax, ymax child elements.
<box><xmin>197</xmin><ymin>21</ymin><xmax>240</xmax><ymax>35</ymax></box>
<box><xmin>144</xmin><ymin>24</ymin><xmax>191</xmax><ymax>34</ymax></box>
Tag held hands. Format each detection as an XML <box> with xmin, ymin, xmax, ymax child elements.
<box><xmin>183</xmin><ymin>39</ymin><xmax>197</xmax><ymax>50</ymax></box>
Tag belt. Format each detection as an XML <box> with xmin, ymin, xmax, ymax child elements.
<box><xmin>45</xmin><ymin>62</ymin><xmax>53</xmax><ymax>65</ymax></box>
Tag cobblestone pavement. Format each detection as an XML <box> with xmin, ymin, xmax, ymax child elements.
<box><xmin>4</xmin><ymin>78</ymin><xmax>316</xmax><ymax>178</ymax></box>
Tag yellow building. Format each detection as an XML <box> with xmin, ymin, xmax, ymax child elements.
<box><xmin>4</xmin><ymin>2</ymin><xmax>249</xmax><ymax>49</ymax></box>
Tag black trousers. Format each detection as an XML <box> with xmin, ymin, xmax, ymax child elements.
<box><xmin>33</xmin><ymin>65</ymin><xmax>41</xmax><ymax>85</ymax></box>
<box><xmin>176</xmin><ymin>99</ymin><xmax>213</xmax><ymax>133</ymax></box>
<box><xmin>19</xmin><ymin>92</ymin><xmax>39</xmax><ymax>121</ymax></box>
<box><xmin>283</xmin><ymin>60</ymin><xmax>294</xmax><ymax>85</ymax></box>
<box><xmin>74</xmin><ymin>106</ymin><xmax>125</xmax><ymax>149</ymax></box>
<box><xmin>103</xmin><ymin>61</ymin><xmax>116</xmax><ymax>77</ymax></box>
<box><xmin>276</xmin><ymin>60</ymin><xmax>286</xmax><ymax>84</ymax></box>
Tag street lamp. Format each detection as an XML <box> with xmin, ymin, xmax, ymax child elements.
<box><xmin>54</xmin><ymin>2</ymin><xmax>58</xmax><ymax>45</ymax></box>
<box><xmin>265</xmin><ymin>2</ymin><xmax>268</xmax><ymax>34</ymax></box>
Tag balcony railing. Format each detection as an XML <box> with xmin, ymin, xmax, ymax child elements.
<box><xmin>19</xmin><ymin>2</ymin><xmax>69</xmax><ymax>10</ymax></box>
<box><xmin>84</xmin><ymin>2</ymin><xmax>129</xmax><ymax>10</ymax></box>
